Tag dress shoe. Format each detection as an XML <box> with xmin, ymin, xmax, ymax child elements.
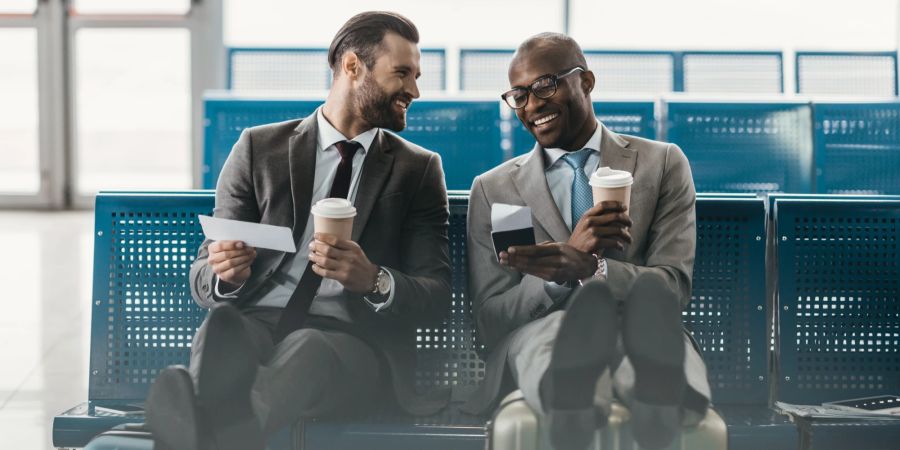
<box><xmin>622</xmin><ymin>272</ymin><xmax>687</xmax><ymax>449</ymax></box>
<box><xmin>196</xmin><ymin>303</ymin><xmax>265</xmax><ymax>450</ymax></box>
<box><xmin>146</xmin><ymin>366</ymin><xmax>204</xmax><ymax>450</ymax></box>
<box><xmin>541</xmin><ymin>280</ymin><xmax>619</xmax><ymax>450</ymax></box>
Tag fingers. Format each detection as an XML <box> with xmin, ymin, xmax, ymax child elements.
<box><xmin>583</xmin><ymin>211</ymin><xmax>633</xmax><ymax>228</ymax></box>
<box><xmin>313</xmin><ymin>233</ymin><xmax>356</xmax><ymax>250</ymax></box>
<box><xmin>583</xmin><ymin>201</ymin><xmax>627</xmax><ymax>217</ymax></box>
<box><xmin>507</xmin><ymin>244</ymin><xmax>561</xmax><ymax>258</ymax></box>
<box><xmin>209</xmin><ymin>240</ymin><xmax>252</xmax><ymax>253</ymax></box>
<box><xmin>208</xmin><ymin>247</ymin><xmax>257</xmax><ymax>265</ymax></box>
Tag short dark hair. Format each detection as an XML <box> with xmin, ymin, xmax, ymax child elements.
<box><xmin>328</xmin><ymin>11</ymin><xmax>419</xmax><ymax>75</ymax></box>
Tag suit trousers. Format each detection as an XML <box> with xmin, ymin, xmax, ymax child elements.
<box><xmin>189</xmin><ymin>306</ymin><xmax>383</xmax><ymax>433</ymax></box>
<box><xmin>507</xmin><ymin>294</ymin><xmax>711</xmax><ymax>428</ymax></box>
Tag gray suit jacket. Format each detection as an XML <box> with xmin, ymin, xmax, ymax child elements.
<box><xmin>463</xmin><ymin>124</ymin><xmax>697</xmax><ymax>414</ymax></box>
<box><xmin>189</xmin><ymin>113</ymin><xmax>453</xmax><ymax>415</ymax></box>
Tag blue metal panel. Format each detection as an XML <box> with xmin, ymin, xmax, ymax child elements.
<box><xmin>582</xmin><ymin>50</ymin><xmax>677</xmax><ymax>94</ymax></box>
<box><xmin>203</xmin><ymin>96</ymin><xmax>323</xmax><ymax>188</ymax></box>
<box><xmin>459</xmin><ymin>49</ymin><xmax>515</xmax><ymax>92</ymax></box>
<box><xmin>203</xmin><ymin>96</ymin><xmax>503</xmax><ymax>190</ymax></box>
<box><xmin>687</xmin><ymin>198</ymin><xmax>768</xmax><ymax>405</ymax></box>
<box><xmin>775</xmin><ymin>199</ymin><xmax>900</xmax><ymax>404</ymax></box>
<box><xmin>665</xmin><ymin>100</ymin><xmax>815</xmax><ymax>193</ymax></box>
<box><xmin>812</xmin><ymin>101</ymin><xmax>900</xmax><ymax>194</ymax></box>
<box><xmin>396</xmin><ymin>100</ymin><xmax>505</xmax><ymax>191</ymax></box>
<box><xmin>226</xmin><ymin>47</ymin><xmax>447</xmax><ymax>92</ymax></box>
<box><xmin>681</xmin><ymin>51</ymin><xmax>784</xmax><ymax>94</ymax></box>
<box><xmin>795</xmin><ymin>51</ymin><xmax>899</xmax><ymax>96</ymax></box>
<box><xmin>88</xmin><ymin>192</ymin><xmax>215</xmax><ymax>403</ymax></box>
<box><xmin>510</xmin><ymin>100</ymin><xmax>657</xmax><ymax>157</ymax></box>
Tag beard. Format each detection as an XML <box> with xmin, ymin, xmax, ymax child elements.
<box><xmin>355</xmin><ymin>73</ymin><xmax>408</xmax><ymax>132</ymax></box>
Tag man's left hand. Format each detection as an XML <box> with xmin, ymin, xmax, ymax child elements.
<box><xmin>309</xmin><ymin>233</ymin><xmax>379</xmax><ymax>294</ymax></box>
<box><xmin>500</xmin><ymin>242</ymin><xmax>596</xmax><ymax>284</ymax></box>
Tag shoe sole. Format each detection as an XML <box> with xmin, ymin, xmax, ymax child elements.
<box><xmin>545</xmin><ymin>281</ymin><xmax>619</xmax><ymax>450</ymax></box>
<box><xmin>623</xmin><ymin>273</ymin><xmax>687</xmax><ymax>405</ymax></box>
<box><xmin>146</xmin><ymin>366</ymin><xmax>201</xmax><ymax>450</ymax></box>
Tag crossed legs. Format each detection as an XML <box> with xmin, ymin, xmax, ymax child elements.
<box><xmin>147</xmin><ymin>305</ymin><xmax>381</xmax><ymax>450</ymax></box>
<box><xmin>507</xmin><ymin>272</ymin><xmax>709</xmax><ymax>450</ymax></box>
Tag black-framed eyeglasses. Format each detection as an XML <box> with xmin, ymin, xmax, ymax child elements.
<box><xmin>501</xmin><ymin>66</ymin><xmax>585</xmax><ymax>109</ymax></box>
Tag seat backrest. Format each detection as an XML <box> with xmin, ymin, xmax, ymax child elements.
<box><xmin>665</xmin><ymin>100</ymin><xmax>814</xmax><ymax>193</ymax></box>
<box><xmin>812</xmin><ymin>101</ymin><xmax>900</xmax><ymax>195</ymax></box>
<box><xmin>775</xmin><ymin>198</ymin><xmax>900</xmax><ymax>404</ymax></box>
<box><xmin>202</xmin><ymin>96</ymin><xmax>505</xmax><ymax>191</ymax></box>
<box><xmin>88</xmin><ymin>192</ymin><xmax>772</xmax><ymax>408</ymax></box>
<box><xmin>89</xmin><ymin>192</ymin><xmax>215</xmax><ymax>403</ymax></box>
<box><xmin>686</xmin><ymin>197</ymin><xmax>769</xmax><ymax>405</ymax></box>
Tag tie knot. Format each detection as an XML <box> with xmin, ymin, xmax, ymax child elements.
<box><xmin>334</xmin><ymin>140</ymin><xmax>361</xmax><ymax>161</ymax></box>
<box><xmin>561</xmin><ymin>148</ymin><xmax>593</xmax><ymax>170</ymax></box>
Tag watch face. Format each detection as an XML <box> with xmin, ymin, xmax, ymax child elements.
<box><xmin>376</xmin><ymin>270</ymin><xmax>390</xmax><ymax>294</ymax></box>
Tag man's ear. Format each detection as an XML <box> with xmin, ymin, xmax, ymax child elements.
<box><xmin>342</xmin><ymin>52</ymin><xmax>362</xmax><ymax>80</ymax></box>
<box><xmin>581</xmin><ymin>70</ymin><xmax>596</xmax><ymax>95</ymax></box>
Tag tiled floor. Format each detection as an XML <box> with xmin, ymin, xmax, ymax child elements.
<box><xmin>0</xmin><ymin>211</ymin><xmax>94</xmax><ymax>449</ymax></box>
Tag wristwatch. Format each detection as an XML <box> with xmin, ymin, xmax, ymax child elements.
<box><xmin>370</xmin><ymin>267</ymin><xmax>391</xmax><ymax>297</ymax></box>
<box><xmin>575</xmin><ymin>253</ymin><xmax>608</xmax><ymax>287</ymax></box>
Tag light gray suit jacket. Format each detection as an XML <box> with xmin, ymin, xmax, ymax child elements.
<box><xmin>189</xmin><ymin>113</ymin><xmax>453</xmax><ymax>415</ymax></box>
<box><xmin>463</xmin><ymin>124</ymin><xmax>698</xmax><ymax>414</ymax></box>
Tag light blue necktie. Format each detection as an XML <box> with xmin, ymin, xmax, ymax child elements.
<box><xmin>561</xmin><ymin>149</ymin><xmax>594</xmax><ymax>229</ymax></box>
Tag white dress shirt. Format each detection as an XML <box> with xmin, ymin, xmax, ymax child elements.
<box><xmin>215</xmin><ymin>108</ymin><xmax>395</xmax><ymax>316</ymax></box>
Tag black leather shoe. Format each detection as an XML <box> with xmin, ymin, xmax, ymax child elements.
<box><xmin>542</xmin><ymin>280</ymin><xmax>619</xmax><ymax>450</ymax></box>
<box><xmin>622</xmin><ymin>272</ymin><xmax>686</xmax><ymax>406</ymax></box>
<box><xmin>195</xmin><ymin>303</ymin><xmax>265</xmax><ymax>450</ymax></box>
<box><xmin>623</xmin><ymin>272</ymin><xmax>687</xmax><ymax>450</ymax></box>
<box><xmin>146</xmin><ymin>366</ymin><xmax>203</xmax><ymax>450</ymax></box>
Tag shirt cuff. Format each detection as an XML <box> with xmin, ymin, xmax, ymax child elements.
<box><xmin>214</xmin><ymin>275</ymin><xmax>245</xmax><ymax>299</ymax></box>
<box><xmin>363</xmin><ymin>267</ymin><xmax>395</xmax><ymax>312</ymax></box>
<box><xmin>543</xmin><ymin>281</ymin><xmax>573</xmax><ymax>303</ymax></box>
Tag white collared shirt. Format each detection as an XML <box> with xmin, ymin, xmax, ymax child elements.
<box><xmin>216</xmin><ymin>108</ymin><xmax>395</xmax><ymax>314</ymax></box>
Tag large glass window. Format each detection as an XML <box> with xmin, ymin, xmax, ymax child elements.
<box><xmin>74</xmin><ymin>28</ymin><xmax>192</xmax><ymax>195</ymax></box>
<box><xmin>0</xmin><ymin>29</ymin><xmax>40</xmax><ymax>194</ymax></box>
<box><xmin>0</xmin><ymin>0</ymin><xmax>36</xmax><ymax>14</ymax></box>
<box><xmin>71</xmin><ymin>0</ymin><xmax>190</xmax><ymax>15</ymax></box>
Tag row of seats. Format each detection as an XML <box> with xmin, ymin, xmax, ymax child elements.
<box><xmin>228</xmin><ymin>47</ymin><xmax>900</xmax><ymax>96</ymax></box>
<box><xmin>203</xmin><ymin>94</ymin><xmax>900</xmax><ymax>194</ymax></box>
<box><xmin>53</xmin><ymin>191</ymin><xmax>900</xmax><ymax>450</ymax></box>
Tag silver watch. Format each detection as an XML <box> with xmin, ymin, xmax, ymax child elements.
<box><xmin>371</xmin><ymin>267</ymin><xmax>391</xmax><ymax>296</ymax></box>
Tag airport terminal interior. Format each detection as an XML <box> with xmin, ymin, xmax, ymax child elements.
<box><xmin>1</xmin><ymin>0</ymin><xmax>899</xmax><ymax>449</ymax></box>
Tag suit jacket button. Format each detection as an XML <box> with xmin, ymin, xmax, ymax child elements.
<box><xmin>202</xmin><ymin>284</ymin><xmax>209</xmax><ymax>292</ymax></box>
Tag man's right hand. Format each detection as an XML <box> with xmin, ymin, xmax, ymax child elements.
<box><xmin>568</xmin><ymin>201</ymin><xmax>633</xmax><ymax>256</ymax></box>
<box><xmin>208</xmin><ymin>240</ymin><xmax>257</xmax><ymax>286</ymax></box>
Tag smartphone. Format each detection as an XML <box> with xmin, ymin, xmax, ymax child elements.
<box><xmin>824</xmin><ymin>395</ymin><xmax>900</xmax><ymax>414</ymax></box>
<box><xmin>94</xmin><ymin>403</ymin><xmax>145</xmax><ymax>416</ymax></box>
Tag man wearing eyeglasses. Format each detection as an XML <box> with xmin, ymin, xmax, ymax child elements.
<box><xmin>462</xmin><ymin>33</ymin><xmax>710</xmax><ymax>450</ymax></box>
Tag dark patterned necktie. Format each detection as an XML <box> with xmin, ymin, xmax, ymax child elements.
<box><xmin>273</xmin><ymin>140</ymin><xmax>361</xmax><ymax>342</ymax></box>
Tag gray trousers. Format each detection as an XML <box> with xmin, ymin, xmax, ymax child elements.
<box><xmin>507</xmin><ymin>308</ymin><xmax>710</xmax><ymax>427</ymax></box>
<box><xmin>189</xmin><ymin>307</ymin><xmax>382</xmax><ymax>433</ymax></box>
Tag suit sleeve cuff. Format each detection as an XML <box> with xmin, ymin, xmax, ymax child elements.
<box><xmin>363</xmin><ymin>267</ymin><xmax>395</xmax><ymax>312</ymax></box>
<box><xmin>214</xmin><ymin>275</ymin><xmax>245</xmax><ymax>299</ymax></box>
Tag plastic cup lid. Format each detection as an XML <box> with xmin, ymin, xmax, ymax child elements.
<box><xmin>311</xmin><ymin>198</ymin><xmax>357</xmax><ymax>219</ymax></box>
<box><xmin>589</xmin><ymin>167</ymin><xmax>633</xmax><ymax>188</ymax></box>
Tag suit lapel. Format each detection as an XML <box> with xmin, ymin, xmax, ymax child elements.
<box><xmin>597</xmin><ymin>123</ymin><xmax>636</xmax><ymax>175</ymax></box>
<box><xmin>351</xmin><ymin>129</ymin><xmax>394</xmax><ymax>241</ymax></box>
<box><xmin>512</xmin><ymin>145</ymin><xmax>570</xmax><ymax>242</ymax></box>
<box><xmin>288</xmin><ymin>116</ymin><xmax>320</xmax><ymax>243</ymax></box>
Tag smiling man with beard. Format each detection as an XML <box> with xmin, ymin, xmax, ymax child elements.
<box><xmin>462</xmin><ymin>33</ymin><xmax>710</xmax><ymax>450</ymax></box>
<box><xmin>144</xmin><ymin>11</ymin><xmax>452</xmax><ymax>450</ymax></box>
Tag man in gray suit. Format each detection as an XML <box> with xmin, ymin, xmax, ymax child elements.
<box><xmin>145</xmin><ymin>12</ymin><xmax>452</xmax><ymax>450</ymax></box>
<box><xmin>463</xmin><ymin>33</ymin><xmax>710</xmax><ymax>450</ymax></box>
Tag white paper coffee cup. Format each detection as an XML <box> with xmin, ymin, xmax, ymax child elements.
<box><xmin>589</xmin><ymin>167</ymin><xmax>634</xmax><ymax>210</ymax></box>
<box><xmin>311</xmin><ymin>198</ymin><xmax>356</xmax><ymax>241</ymax></box>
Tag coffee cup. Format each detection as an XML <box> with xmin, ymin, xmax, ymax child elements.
<box><xmin>589</xmin><ymin>167</ymin><xmax>634</xmax><ymax>210</ymax></box>
<box><xmin>311</xmin><ymin>198</ymin><xmax>356</xmax><ymax>241</ymax></box>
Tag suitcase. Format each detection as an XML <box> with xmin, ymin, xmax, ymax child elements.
<box><xmin>486</xmin><ymin>390</ymin><xmax>727</xmax><ymax>450</ymax></box>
